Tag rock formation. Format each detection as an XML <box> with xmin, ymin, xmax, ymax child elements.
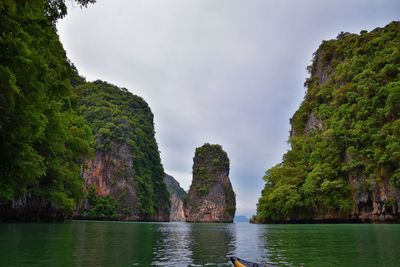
<box><xmin>255</xmin><ymin>22</ymin><xmax>400</xmax><ymax>223</ymax></box>
<box><xmin>164</xmin><ymin>174</ymin><xmax>187</xmax><ymax>221</ymax></box>
<box><xmin>184</xmin><ymin>144</ymin><xmax>236</xmax><ymax>222</ymax></box>
<box><xmin>75</xmin><ymin>81</ymin><xmax>170</xmax><ymax>221</ymax></box>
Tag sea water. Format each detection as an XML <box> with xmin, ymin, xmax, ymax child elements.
<box><xmin>0</xmin><ymin>221</ymin><xmax>399</xmax><ymax>266</ymax></box>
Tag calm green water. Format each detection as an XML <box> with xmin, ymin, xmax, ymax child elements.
<box><xmin>0</xmin><ymin>221</ymin><xmax>399</xmax><ymax>267</ymax></box>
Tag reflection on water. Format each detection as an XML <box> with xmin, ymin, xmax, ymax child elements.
<box><xmin>0</xmin><ymin>223</ymin><xmax>76</xmax><ymax>266</ymax></box>
<box><xmin>0</xmin><ymin>222</ymin><xmax>400</xmax><ymax>266</ymax></box>
<box><xmin>152</xmin><ymin>223</ymin><xmax>193</xmax><ymax>266</ymax></box>
<box><xmin>261</xmin><ymin>224</ymin><xmax>400</xmax><ymax>267</ymax></box>
<box><xmin>72</xmin><ymin>221</ymin><xmax>158</xmax><ymax>266</ymax></box>
<box><xmin>151</xmin><ymin>223</ymin><xmax>236</xmax><ymax>266</ymax></box>
<box><xmin>188</xmin><ymin>223</ymin><xmax>234</xmax><ymax>266</ymax></box>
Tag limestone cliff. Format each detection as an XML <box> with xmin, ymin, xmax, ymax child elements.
<box><xmin>255</xmin><ymin>22</ymin><xmax>400</xmax><ymax>223</ymax></box>
<box><xmin>184</xmin><ymin>144</ymin><xmax>236</xmax><ymax>222</ymax></box>
<box><xmin>164</xmin><ymin>174</ymin><xmax>187</xmax><ymax>221</ymax></box>
<box><xmin>74</xmin><ymin>81</ymin><xmax>170</xmax><ymax>221</ymax></box>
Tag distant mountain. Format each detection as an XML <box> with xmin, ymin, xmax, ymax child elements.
<box><xmin>164</xmin><ymin>174</ymin><xmax>187</xmax><ymax>200</ymax></box>
<box><xmin>234</xmin><ymin>215</ymin><xmax>249</xmax><ymax>223</ymax></box>
<box><xmin>164</xmin><ymin>174</ymin><xmax>186</xmax><ymax>221</ymax></box>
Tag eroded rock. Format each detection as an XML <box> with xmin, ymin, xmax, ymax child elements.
<box><xmin>184</xmin><ymin>144</ymin><xmax>236</xmax><ymax>222</ymax></box>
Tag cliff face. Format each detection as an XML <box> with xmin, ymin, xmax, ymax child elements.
<box><xmin>81</xmin><ymin>142</ymin><xmax>139</xmax><ymax>220</ymax></box>
<box><xmin>184</xmin><ymin>144</ymin><xmax>236</xmax><ymax>222</ymax></box>
<box><xmin>164</xmin><ymin>174</ymin><xmax>187</xmax><ymax>221</ymax></box>
<box><xmin>75</xmin><ymin>81</ymin><xmax>170</xmax><ymax>221</ymax></box>
<box><xmin>256</xmin><ymin>22</ymin><xmax>400</xmax><ymax>223</ymax></box>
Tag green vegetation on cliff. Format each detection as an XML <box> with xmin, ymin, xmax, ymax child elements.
<box><xmin>74</xmin><ymin>81</ymin><xmax>170</xmax><ymax>219</ymax></box>
<box><xmin>255</xmin><ymin>21</ymin><xmax>400</xmax><ymax>223</ymax></box>
<box><xmin>0</xmin><ymin>0</ymin><xmax>94</xmax><ymax>220</ymax></box>
<box><xmin>86</xmin><ymin>186</ymin><xmax>118</xmax><ymax>219</ymax></box>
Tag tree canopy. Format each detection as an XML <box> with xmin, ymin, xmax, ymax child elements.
<box><xmin>0</xmin><ymin>0</ymin><xmax>94</xmax><ymax>219</ymax></box>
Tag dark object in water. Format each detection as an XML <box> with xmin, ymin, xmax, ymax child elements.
<box><xmin>230</xmin><ymin>256</ymin><xmax>267</xmax><ymax>267</ymax></box>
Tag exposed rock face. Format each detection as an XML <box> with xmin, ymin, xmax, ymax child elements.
<box><xmin>164</xmin><ymin>174</ymin><xmax>187</xmax><ymax>221</ymax></box>
<box><xmin>304</xmin><ymin>113</ymin><xmax>323</xmax><ymax>133</ymax></box>
<box><xmin>313</xmin><ymin>48</ymin><xmax>332</xmax><ymax>86</ymax></box>
<box><xmin>184</xmin><ymin>144</ymin><xmax>236</xmax><ymax>222</ymax></box>
<box><xmin>75</xmin><ymin>81</ymin><xmax>170</xmax><ymax>221</ymax></box>
<box><xmin>349</xmin><ymin>172</ymin><xmax>400</xmax><ymax>222</ymax></box>
<box><xmin>291</xmin><ymin>112</ymin><xmax>324</xmax><ymax>137</ymax></box>
<box><xmin>82</xmin><ymin>142</ymin><xmax>139</xmax><ymax>220</ymax></box>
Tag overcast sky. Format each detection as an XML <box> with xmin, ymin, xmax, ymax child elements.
<box><xmin>57</xmin><ymin>0</ymin><xmax>400</xmax><ymax>217</ymax></box>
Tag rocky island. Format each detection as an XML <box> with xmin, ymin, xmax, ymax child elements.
<box><xmin>255</xmin><ymin>22</ymin><xmax>400</xmax><ymax>223</ymax></box>
<box><xmin>184</xmin><ymin>144</ymin><xmax>236</xmax><ymax>222</ymax></box>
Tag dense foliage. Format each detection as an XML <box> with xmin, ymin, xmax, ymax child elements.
<box><xmin>255</xmin><ymin>21</ymin><xmax>400</xmax><ymax>223</ymax></box>
<box><xmin>74</xmin><ymin>81</ymin><xmax>170</xmax><ymax>218</ymax></box>
<box><xmin>0</xmin><ymin>0</ymin><xmax>94</xmax><ymax>220</ymax></box>
<box><xmin>86</xmin><ymin>186</ymin><xmax>118</xmax><ymax>219</ymax></box>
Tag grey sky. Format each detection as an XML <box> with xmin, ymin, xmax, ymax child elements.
<box><xmin>57</xmin><ymin>0</ymin><xmax>400</xmax><ymax>217</ymax></box>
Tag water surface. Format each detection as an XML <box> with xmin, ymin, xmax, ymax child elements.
<box><xmin>0</xmin><ymin>221</ymin><xmax>399</xmax><ymax>266</ymax></box>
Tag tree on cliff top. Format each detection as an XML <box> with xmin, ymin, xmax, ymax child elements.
<box><xmin>45</xmin><ymin>0</ymin><xmax>96</xmax><ymax>21</ymax></box>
